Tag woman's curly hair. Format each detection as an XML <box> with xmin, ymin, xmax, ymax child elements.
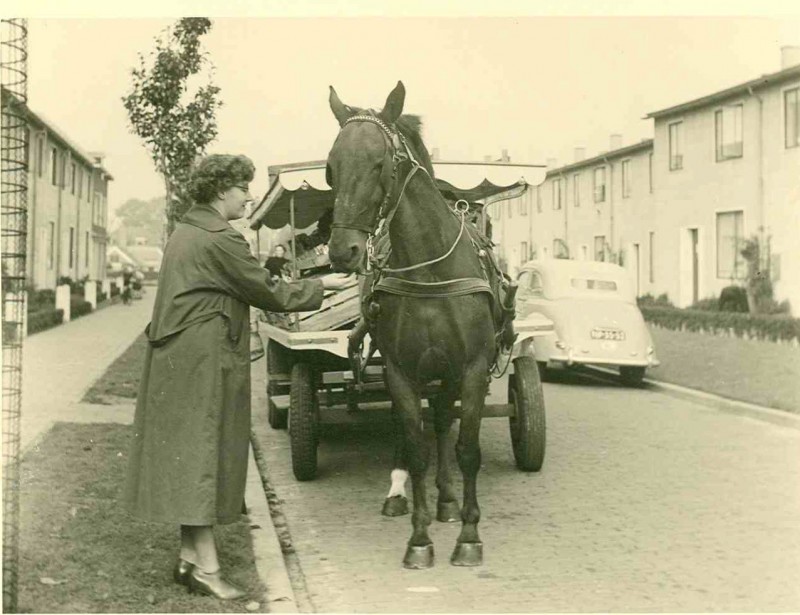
<box><xmin>188</xmin><ymin>154</ymin><xmax>255</xmax><ymax>205</ymax></box>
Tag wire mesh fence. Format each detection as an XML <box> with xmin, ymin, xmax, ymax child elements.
<box><xmin>1</xmin><ymin>17</ymin><xmax>29</xmax><ymax>614</ymax></box>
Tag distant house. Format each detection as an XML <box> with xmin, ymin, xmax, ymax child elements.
<box><xmin>2</xmin><ymin>86</ymin><xmax>114</xmax><ymax>289</ymax></box>
<box><xmin>125</xmin><ymin>245</ymin><xmax>163</xmax><ymax>278</ymax></box>
<box><xmin>106</xmin><ymin>245</ymin><xmax>141</xmax><ymax>274</ymax></box>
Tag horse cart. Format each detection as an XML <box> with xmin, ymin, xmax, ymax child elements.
<box><xmin>248</xmin><ymin>159</ymin><xmax>553</xmax><ymax>482</ymax></box>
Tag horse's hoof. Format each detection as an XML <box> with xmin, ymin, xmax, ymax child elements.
<box><xmin>403</xmin><ymin>544</ymin><xmax>434</xmax><ymax>569</ymax></box>
<box><xmin>382</xmin><ymin>495</ymin><xmax>409</xmax><ymax>517</ymax></box>
<box><xmin>450</xmin><ymin>542</ymin><xmax>483</xmax><ymax>567</ymax></box>
<box><xmin>436</xmin><ymin>501</ymin><xmax>460</xmax><ymax>523</ymax></box>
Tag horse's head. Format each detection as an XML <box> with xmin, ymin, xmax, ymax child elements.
<box><xmin>326</xmin><ymin>81</ymin><xmax>406</xmax><ymax>272</ymax></box>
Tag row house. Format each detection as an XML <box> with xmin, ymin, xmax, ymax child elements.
<box><xmin>489</xmin><ymin>48</ymin><xmax>800</xmax><ymax>312</ymax></box>
<box><xmin>21</xmin><ymin>101</ymin><xmax>113</xmax><ymax>290</ymax></box>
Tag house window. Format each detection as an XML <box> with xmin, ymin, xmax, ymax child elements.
<box><xmin>668</xmin><ymin>121</ymin><xmax>683</xmax><ymax>170</ymax></box>
<box><xmin>47</xmin><ymin>222</ymin><xmax>55</xmax><ymax>269</ymax></box>
<box><xmin>649</xmin><ymin>231</ymin><xmax>655</xmax><ymax>283</ymax></box>
<box><xmin>573</xmin><ymin>174</ymin><xmax>580</xmax><ymax>207</ymax></box>
<box><xmin>715</xmin><ymin>104</ymin><xmax>743</xmax><ymax>161</ymax></box>
<box><xmin>553</xmin><ymin>178</ymin><xmax>563</xmax><ymax>210</ymax></box>
<box><xmin>648</xmin><ymin>152</ymin><xmax>653</xmax><ymax>193</ymax></box>
<box><xmin>77</xmin><ymin>167</ymin><xmax>83</xmax><ymax>198</ymax></box>
<box><xmin>50</xmin><ymin>147</ymin><xmax>58</xmax><ymax>185</ymax></box>
<box><xmin>785</xmin><ymin>87</ymin><xmax>799</xmax><ymax>149</ymax></box>
<box><xmin>37</xmin><ymin>136</ymin><xmax>44</xmax><ymax>177</ymax></box>
<box><xmin>61</xmin><ymin>153</ymin><xmax>67</xmax><ymax>187</ymax></box>
<box><xmin>536</xmin><ymin>186</ymin><xmax>542</xmax><ymax>213</ymax></box>
<box><xmin>621</xmin><ymin>159</ymin><xmax>631</xmax><ymax>198</ymax></box>
<box><xmin>520</xmin><ymin>241</ymin><xmax>528</xmax><ymax>262</ymax></box>
<box><xmin>70</xmin><ymin>162</ymin><xmax>76</xmax><ymax>194</ymax></box>
<box><xmin>593</xmin><ymin>167</ymin><xmax>606</xmax><ymax>203</ymax></box>
<box><xmin>716</xmin><ymin>210</ymin><xmax>745</xmax><ymax>279</ymax></box>
<box><xmin>69</xmin><ymin>227</ymin><xmax>75</xmax><ymax>268</ymax></box>
<box><xmin>594</xmin><ymin>235</ymin><xmax>606</xmax><ymax>262</ymax></box>
<box><xmin>86</xmin><ymin>173</ymin><xmax>92</xmax><ymax>200</ymax></box>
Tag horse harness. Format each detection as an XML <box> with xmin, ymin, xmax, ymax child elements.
<box><xmin>331</xmin><ymin>113</ymin><xmax>517</xmax><ymax>365</ymax></box>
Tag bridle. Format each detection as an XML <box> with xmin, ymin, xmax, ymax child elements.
<box><xmin>328</xmin><ymin>113</ymin><xmax>470</xmax><ymax>274</ymax></box>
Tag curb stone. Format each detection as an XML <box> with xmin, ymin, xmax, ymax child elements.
<box><xmin>246</xmin><ymin>441</ymin><xmax>299</xmax><ymax>613</ymax></box>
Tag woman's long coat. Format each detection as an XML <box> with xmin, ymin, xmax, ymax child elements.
<box><xmin>124</xmin><ymin>205</ymin><xmax>323</xmax><ymax>525</ymax></box>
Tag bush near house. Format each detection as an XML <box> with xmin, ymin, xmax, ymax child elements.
<box><xmin>641</xmin><ymin>305</ymin><xmax>800</xmax><ymax>343</ymax></box>
<box><xmin>70</xmin><ymin>295</ymin><xmax>93</xmax><ymax>320</ymax></box>
<box><xmin>27</xmin><ymin>308</ymin><xmax>65</xmax><ymax>335</ymax></box>
<box><xmin>110</xmin><ymin>282</ymin><xmax>120</xmax><ymax>298</ymax></box>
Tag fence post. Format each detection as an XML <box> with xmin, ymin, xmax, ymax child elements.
<box><xmin>84</xmin><ymin>280</ymin><xmax>97</xmax><ymax>309</ymax></box>
<box><xmin>56</xmin><ymin>284</ymin><xmax>71</xmax><ymax>323</ymax></box>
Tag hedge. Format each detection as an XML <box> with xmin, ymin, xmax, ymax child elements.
<box><xmin>70</xmin><ymin>295</ymin><xmax>93</xmax><ymax>319</ymax></box>
<box><xmin>27</xmin><ymin>308</ymin><xmax>65</xmax><ymax>335</ymax></box>
<box><xmin>641</xmin><ymin>305</ymin><xmax>800</xmax><ymax>343</ymax></box>
<box><xmin>28</xmin><ymin>288</ymin><xmax>56</xmax><ymax>313</ymax></box>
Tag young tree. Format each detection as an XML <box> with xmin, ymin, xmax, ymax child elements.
<box><xmin>123</xmin><ymin>18</ymin><xmax>222</xmax><ymax>238</ymax></box>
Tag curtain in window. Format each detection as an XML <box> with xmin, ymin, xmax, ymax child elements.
<box><xmin>716</xmin><ymin>211</ymin><xmax>744</xmax><ymax>278</ymax></box>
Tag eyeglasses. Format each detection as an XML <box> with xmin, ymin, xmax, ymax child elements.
<box><xmin>232</xmin><ymin>184</ymin><xmax>250</xmax><ymax>194</ymax></box>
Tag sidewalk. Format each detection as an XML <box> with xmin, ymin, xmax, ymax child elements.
<box><xmin>20</xmin><ymin>292</ymin><xmax>154</xmax><ymax>452</ymax></box>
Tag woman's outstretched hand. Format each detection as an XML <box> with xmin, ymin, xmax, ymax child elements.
<box><xmin>320</xmin><ymin>273</ymin><xmax>356</xmax><ymax>290</ymax></box>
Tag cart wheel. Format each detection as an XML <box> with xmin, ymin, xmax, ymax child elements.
<box><xmin>508</xmin><ymin>356</ymin><xmax>546</xmax><ymax>472</ymax></box>
<box><xmin>619</xmin><ymin>365</ymin><xmax>646</xmax><ymax>387</ymax></box>
<box><xmin>289</xmin><ymin>362</ymin><xmax>319</xmax><ymax>481</ymax></box>
<box><xmin>266</xmin><ymin>340</ymin><xmax>289</xmax><ymax>429</ymax></box>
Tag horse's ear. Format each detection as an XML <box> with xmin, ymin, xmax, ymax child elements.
<box><xmin>380</xmin><ymin>81</ymin><xmax>405</xmax><ymax>125</ymax></box>
<box><xmin>329</xmin><ymin>86</ymin><xmax>353</xmax><ymax>127</ymax></box>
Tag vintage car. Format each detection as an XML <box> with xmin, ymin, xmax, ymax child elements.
<box><xmin>515</xmin><ymin>259</ymin><xmax>659</xmax><ymax>385</ymax></box>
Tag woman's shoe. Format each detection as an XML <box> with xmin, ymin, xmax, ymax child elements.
<box><xmin>173</xmin><ymin>559</ymin><xmax>194</xmax><ymax>586</ymax></box>
<box><xmin>187</xmin><ymin>568</ymin><xmax>246</xmax><ymax>600</ymax></box>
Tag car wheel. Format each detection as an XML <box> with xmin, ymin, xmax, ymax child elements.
<box><xmin>619</xmin><ymin>365</ymin><xmax>646</xmax><ymax>386</ymax></box>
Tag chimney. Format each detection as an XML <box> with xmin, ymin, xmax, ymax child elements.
<box><xmin>500</xmin><ymin>149</ymin><xmax>510</xmax><ymax>162</ymax></box>
<box><xmin>781</xmin><ymin>45</ymin><xmax>800</xmax><ymax>69</ymax></box>
<box><xmin>546</xmin><ymin>157</ymin><xmax>558</xmax><ymax>169</ymax></box>
<box><xmin>574</xmin><ymin>146</ymin><xmax>586</xmax><ymax>162</ymax></box>
<box><xmin>430</xmin><ymin>147</ymin><xmax>440</xmax><ymax>161</ymax></box>
<box><xmin>609</xmin><ymin>134</ymin><xmax>623</xmax><ymax>151</ymax></box>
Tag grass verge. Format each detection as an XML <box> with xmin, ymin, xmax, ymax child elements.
<box><xmin>18</xmin><ymin>422</ymin><xmax>265</xmax><ymax>613</ymax></box>
<box><xmin>82</xmin><ymin>334</ymin><xmax>148</xmax><ymax>403</ymax></box>
<box><xmin>647</xmin><ymin>326</ymin><xmax>799</xmax><ymax>412</ymax></box>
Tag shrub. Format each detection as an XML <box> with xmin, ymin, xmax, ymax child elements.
<box><xmin>719</xmin><ymin>285</ymin><xmax>748</xmax><ymax>313</ymax></box>
<box><xmin>27</xmin><ymin>308</ymin><xmax>64</xmax><ymax>335</ymax></box>
<box><xmin>690</xmin><ymin>296</ymin><xmax>719</xmax><ymax>311</ymax></box>
<box><xmin>97</xmin><ymin>291</ymin><xmax>108</xmax><ymax>304</ymax></box>
<box><xmin>110</xmin><ymin>283</ymin><xmax>120</xmax><ymax>298</ymax></box>
<box><xmin>70</xmin><ymin>295</ymin><xmax>93</xmax><ymax>319</ymax></box>
<box><xmin>637</xmin><ymin>293</ymin><xmax>674</xmax><ymax>308</ymax></box>
<box><xmin>27</xmin><ymin>288</ymin><xmax>56</xmax><ymax>312</ymax></box>
<box><xmin>641</xmin><ymin>305</ymin><xmax>800</xmax><ymax>342</ymax></box>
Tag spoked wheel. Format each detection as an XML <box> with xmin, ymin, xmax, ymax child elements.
<box><xmin>266</xmin><ymin>340</ymin><xmax>290</xmax><ymax>429</ymax></box>
<box><xmin>289</xmin><ymin>362</ymin><xmax>319</xmax><ymax>481</ymax></box>
<box><xmin>508</xmin><ymin>356</ymin><xmax>546</xmax><ymax>472</ymax></box>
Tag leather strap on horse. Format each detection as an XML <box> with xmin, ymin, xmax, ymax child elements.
<box><xmin>373</xmin><ymin>276</ymin><xmax>493</xmax><ymax>299</ymax></box>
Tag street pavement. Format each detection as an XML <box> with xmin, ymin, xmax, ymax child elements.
<box><xmin>19</xmin><ymin>291</ymin><xmax>155</xmax><ymax>452</ymax></box>
<box><xmin>251</xmin><ymin>364</ymin><xmax>800</xmax><ymax>612</ymax></box>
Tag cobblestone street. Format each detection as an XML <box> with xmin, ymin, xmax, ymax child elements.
<box><xmin>252</xmin><ymin>364</ymin><xmax>800</xmax><ymax>612</ymax></box>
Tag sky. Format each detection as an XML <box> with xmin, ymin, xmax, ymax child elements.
<box><xmin>13</xmin><ymin>2</ymin><xmax>800</xmax><ymax>219</ymax></box>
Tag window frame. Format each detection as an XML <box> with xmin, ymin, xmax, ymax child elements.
<box><xmin>593</xmin><ymin>235</ymin><xmax>606</xmax><ymax>262</ymax></box>
<box><xmin>552</xmin><ymin>177</ymin><xmax>564</xmax><ymax>210</ymax></box>
<box><xmin>593</xmin><ymin>167</ymin><xmax>606</xmax><ymax>203</ymax></box>
<box><xmin>621</xmin><ymin>158</ymin><xmax>631</xmax><ymax>199</ymax></box>
<box><xmin>668</xmin><ymin>121</ymin><xmax>683</xmax><ymax>171</ymax></box>
<box><xmin>784</xmin><ymin>86</ymin><xmax>799</xmax><ymax>149</ymax></box>
<box><xmin>572</xmin><ymin>174</ymin><xmax>580</xmax><ymax>207</ymax></box>
<box><xmin>715</xmin><ymin>210</ymin><xmax>745</xmax><ymax>279</ymax></box>
<box><xmin>714</xmin><ymin>103</ymin><xmax>744</xmax><ymax>162</ymax></box>
<box><xmin>50</xmin><ymin>147</ymin><xmax>58</xmax><ymax>185</ymax></box>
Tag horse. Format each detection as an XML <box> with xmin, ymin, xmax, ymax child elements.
<box><xmin>326</xmin><ymin>81</ymin><xmax>503</xmax><ymax>568</ymax></box>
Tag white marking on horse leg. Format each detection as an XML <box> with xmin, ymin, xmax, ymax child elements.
<box><xmin>387</xmin><ymin>469</ymin><xmax>408</xmax><ymax>498</ymax></box>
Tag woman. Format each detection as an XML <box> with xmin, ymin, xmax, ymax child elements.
<box><xmin>124</xmin><ymin>154</ymin><xmax>350</xmax><ymax>600</ymax></box>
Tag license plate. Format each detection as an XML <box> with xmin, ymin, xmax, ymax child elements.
<box><xmin>591</xmin><ymin>328</ymin><xmax>625</xmax><ymax>341</ymax></box>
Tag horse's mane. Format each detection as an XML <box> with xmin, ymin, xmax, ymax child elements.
<box><xmin>354</xmin><ymin>106</ymin><xmax>435</xmax><ymax>177</ymax></box>
<box><xmin>395</xmin><ymin>114</ymin><xmax>435</xmax><ymax>177</ymax></box>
